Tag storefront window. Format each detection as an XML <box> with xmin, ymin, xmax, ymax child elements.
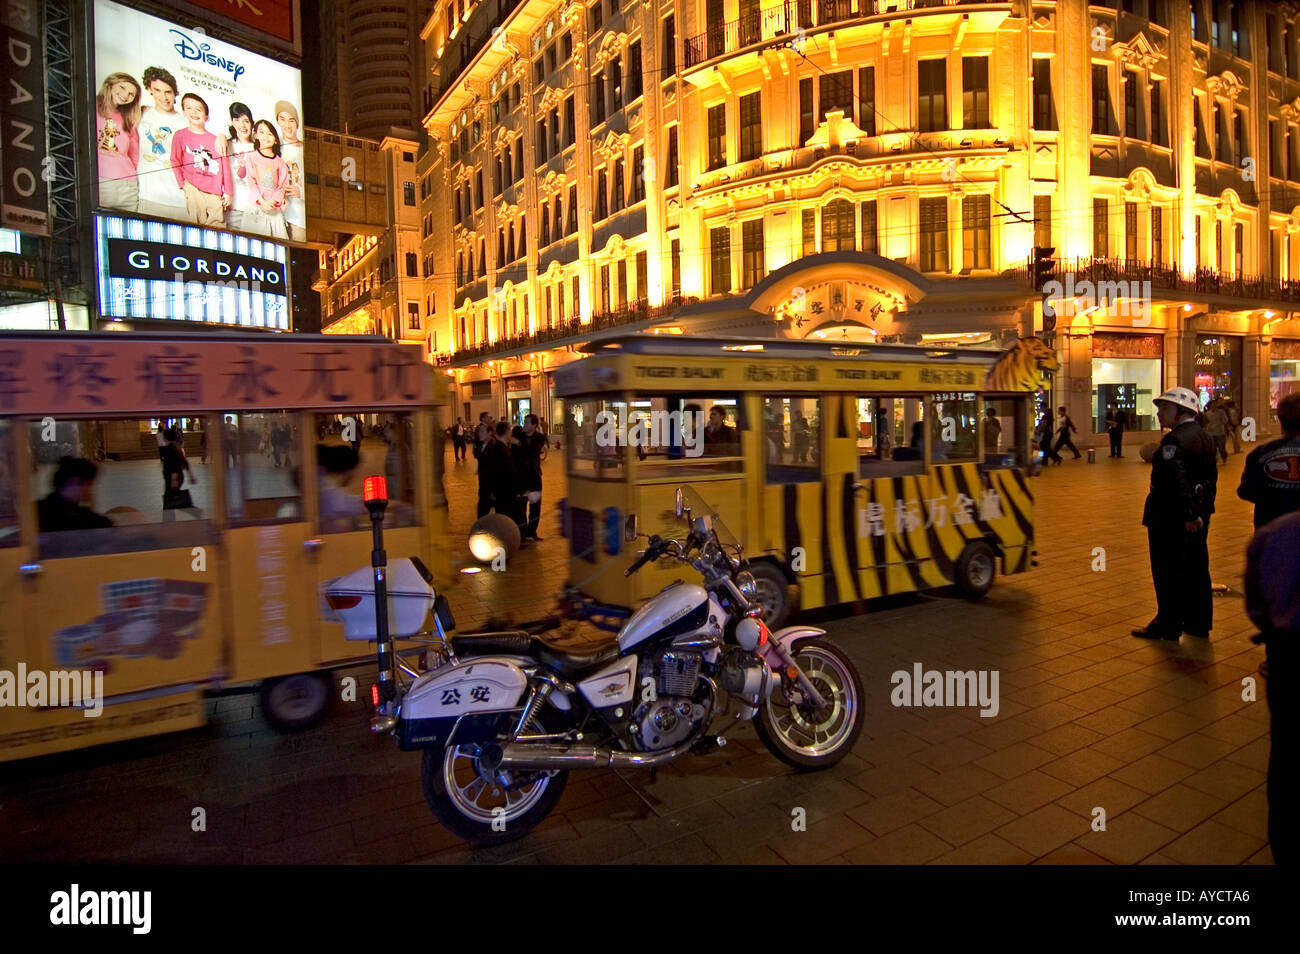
<box><xmin>1092</xmin><ymin>333</ymin><xmax>1163</xmax><ymax>432</ymax></box>
<box><xmin>1270</xmin><ymin>339</ymin><xmax>1300</xmax><ymax>423</ymax></box>
<box><xmin>1193</xmin><ymin>334</ymin><xmax>1242</xmax><ymax>409</ymax></box>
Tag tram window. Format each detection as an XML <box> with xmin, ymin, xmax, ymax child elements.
<box><xmin>223</xmin><ymin>411</ymin><xmax>303</xmax><ymax>526</ymax></box>
<box><xmin>981</xmin><ymin>397</ymin><xmax>1028</xmax><ymax>469</ymax></box>
<box><xmin>635</xmin><ymin>394</ymin><xmax>743</xmax><ymax>478</ymax></box>
<box><xmin>313</xmin><ymin>412</ymin><xmax>419</xmax><ymax>533</ymax></box>
<box><xmin>764</xmin><ymin>396</ymin><xmax>820</xmax><ymax>484</ymax></box>
<box><xmin>28</xmin><ymin>418</ymin><xmax>214</xmax><ymax>558</ymax></box>
<box><xmin>855</xmin><ymin>396</ymin><xmax>926</xmax><ymax>477</ymax></box>
<box><xmin>566</xmin><ymin>397</ymin><xmax>625</xmax><ymax>479</ymax></box>
<box><xmin>929</xmin><ymin>392</ymin><xmax>979</xmax><ymax>462</ymax></box>
<box><xmin>0</xmin><ymin>421</ymin><xmax>18</xmax><ymax>547</ymax></box>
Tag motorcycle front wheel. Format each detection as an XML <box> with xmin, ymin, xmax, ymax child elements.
<box><xmin>421</xmin><ymin>744</ymin><xmax>568</xmax><ymax>846</ymax></box>
<box><xmin>755</xmin><ymin>639</ymin><xmax>864</xmax><ymax>770</ymax></box>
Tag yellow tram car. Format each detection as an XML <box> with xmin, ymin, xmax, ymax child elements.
<box><xmin>556</xmin><ymin>335</ymin><xmax>1050</xmax><ymax>626</ymax></box>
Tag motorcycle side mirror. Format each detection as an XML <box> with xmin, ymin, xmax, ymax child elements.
<box><xmin>624</xmin><ymin>513</ymin><xmax>638</xmax><ymax>542</ymax></box>
<box><xmin>674</xmin><ymin>488</ymin><xmax>684</xmax><ymax>518</ymax></box>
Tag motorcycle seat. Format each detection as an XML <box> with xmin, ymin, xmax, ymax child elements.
<box><xmin>451</xmin><ymin>631</ymin><xmax>621</xmax><ymax>681</ymax></box>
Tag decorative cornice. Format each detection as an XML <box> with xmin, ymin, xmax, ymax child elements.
<box><xmin>592</xmin><ymin>31</ymin><xmax>630</xmax><ymax>69</ymax></box>
<box><xmin>594</xmin><ymin>129</ymin><xmax>630</xmax><ymax>161</ymax></box>
<box><xmin>538</xmin><ymin>84</ymin><xmax>564</xmax><ymax>112</ymax></box>
<box><xmin>539</xmin><ymin>169</ymin><xmax>566</xmax><ymax>196</ymax></box>
<box><xmin>1112</xmin><ymin>31</ymin><xmax>1161</xmax><ymax>70</ymax></box>
<box><xmin>1215</xmin><ymin>189</ymin><xmax>1242</xmax><ymax>220</ymax></box>
<box><xmin>1281</xmin><ymin>97</ymin><xmax>1300</xmax><ymax>124</ymax></box>
<box><xmin>1206</xmin><ymin>70</ymin><xmax>1245</xmax><ymax>102</ymax></box>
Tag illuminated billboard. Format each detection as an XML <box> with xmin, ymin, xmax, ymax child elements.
<box><xmin>92</xmin><ymin>0</ymin><xmax>306</xmax><ymax>243</ymax></box>
<box><xmin>95</xmin><ymin>214</ymin><xmax>289</xmax><ymax>329</ymax></box>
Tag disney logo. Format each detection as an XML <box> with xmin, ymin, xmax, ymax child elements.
<box><xmin>169</xmin><ymin>29</ymin><xmax>246</xmax><ymax>83</ymax></box>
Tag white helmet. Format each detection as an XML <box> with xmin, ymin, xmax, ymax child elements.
<box><xmin>1153</xmin><ymin>387</ymin><xmax>1201</xmax><ymax>414</ymax></box>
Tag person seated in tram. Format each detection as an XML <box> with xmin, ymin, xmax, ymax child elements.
<box><xmin>704</xmin><ymin>405</ymin><xmax>738</xmax><ymax>456</ymax></box>
<box><xmin>38</xmin><ymin>457</ymin><xmax>113</xmax><ymax>533</ymax></box>
<box><xmin>317</xmin><ymin>444</ymin><xmax>364</xmax><ymax>532</ymax></box>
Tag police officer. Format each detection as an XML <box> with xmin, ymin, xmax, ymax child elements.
<box><xmin>1238</xmin><ymin>392</ymin><xmax>1300</xmax><ymax>529</ymax></box>
<box><xmin>1132</xmin><ymin>387</ymin><xmax>1218</xmax><ymax>641</ymax></box>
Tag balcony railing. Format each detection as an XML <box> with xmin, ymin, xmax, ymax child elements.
<box><xmin>1002</xmin><ymin>256</ymin><xmax>1300</xmax><ymax>306</ymax></box>
<box><xmin>684</xmin><ymin>0</ymin><xmax>968</xmax><ymax>68</ymax></box>
<box><xmin>438</xmin><ymin>298</ymin><xmax>685</xmax><ymax>365</ymax></box>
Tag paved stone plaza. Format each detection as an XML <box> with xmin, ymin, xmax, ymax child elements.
<box><xmin>0</xmin><ymin>443</ymin><xmax>1275</xmax><ymax>864</ymax></box>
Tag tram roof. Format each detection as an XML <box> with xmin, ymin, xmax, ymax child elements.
<box><xmin>580</xmin><ymin>335</ymin><xmax>1006</xmax><ymax>363</ymax></box>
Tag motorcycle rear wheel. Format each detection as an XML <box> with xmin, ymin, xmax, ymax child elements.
<box><xmin>421</xmin><ymin>744</ymin><xmax>568</xmax><ymax>846</ymax></box>
<box><xmin>755</xmin><ymin>639</ymin><xmax>864</xmax><ymax>770</ymax></box>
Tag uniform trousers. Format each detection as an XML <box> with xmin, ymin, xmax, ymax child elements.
<box><xmin>1147</xmin><ymin>518</ymin><xmax>1212</xmax><ymax>635</ymax></box>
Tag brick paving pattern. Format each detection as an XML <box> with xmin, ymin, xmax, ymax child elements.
<box><xmin>0</xmin><ymin>442</ymin><xmax>1275</xmax><ymax>864</ymax></box>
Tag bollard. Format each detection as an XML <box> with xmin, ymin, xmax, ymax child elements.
<box><xmin>1087</xmin><ymin>448</ymin><xmax>1096</xmax><ymax>463</ymax></box>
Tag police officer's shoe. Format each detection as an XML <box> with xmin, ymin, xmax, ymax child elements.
<box><xmin>1131</xmin><ymin>625</ymin><xmax>1180</xmax><ymax>641</ymax></box>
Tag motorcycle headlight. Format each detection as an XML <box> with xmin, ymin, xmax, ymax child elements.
<box><xmin>734</xmin><ymin>570</ymin><xmax>758</xmax><ymax>602</ymax></box>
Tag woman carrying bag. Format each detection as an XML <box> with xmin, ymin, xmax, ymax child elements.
<box><xmin>161</xmin><ymin>426</ymin><xmax>198</xmax><ymax>517</ymax></box>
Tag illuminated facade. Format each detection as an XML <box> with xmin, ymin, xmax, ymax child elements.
<box><xmin>315</xmin><ymin>131</ymin><xmax>429</xmax><ymax>347</ymax></box>
<box><xmin>421</xmin><ymin>0</ymin><xmax>1300</xmax><ymax>437</ymax></box>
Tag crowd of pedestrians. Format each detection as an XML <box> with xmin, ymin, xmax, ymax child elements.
<box><xmin>453</xmin><ymin>412</ymin><xmax>549</xmax><ymax>543</ymax></box>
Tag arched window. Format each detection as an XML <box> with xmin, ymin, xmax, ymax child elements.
<box><xmin>821</xmin><ymin>199</ymin><xmax>856</xmax><ymax>252</ymax></box>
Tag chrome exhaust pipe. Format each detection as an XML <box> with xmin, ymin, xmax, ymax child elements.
<box><xmin>486</xmin><ymin>731</ymin><xmax>704</xmax><ymax>772</ymax></box>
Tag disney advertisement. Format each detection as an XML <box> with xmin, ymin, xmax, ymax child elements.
<box><xmin>92</xmin><ymin>0</ymin><xmax>307</xmax><ymax>244</ymax></box>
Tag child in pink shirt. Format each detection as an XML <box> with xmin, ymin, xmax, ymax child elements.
<box><xmin>170</xmin><ymin>93</ymin><xmax>231</xmax><ymax>227</ymax></box>
<box><xmin>95</xmin><ymin>73</ymin><xmax>142</xmax><ymax>212</ymax></box>
<box><xmin>243</xmin><ymin>119</ymin><xmax>290</xmax><ymax>240</ymax></box>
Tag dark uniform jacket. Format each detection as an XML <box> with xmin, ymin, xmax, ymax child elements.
<box><xmin>1142</xmin><ymin>419</ymin><xmax>1218</xmax><ymax>528</ymax></box>
<box><xmin>1237</xmin><ymin>434</ymin><xmax>1300</xmax><ymax>528</ymax></box>
<box><xmin>513</xmin><ymin>432</ymin><xmax>547</xmax><ymax>492</ymax></box>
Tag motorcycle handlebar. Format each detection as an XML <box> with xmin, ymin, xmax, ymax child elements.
<box><xmin>625</xmin><ymin>536</ymin><xmax>662</xmax><ymax>576</ymax></box>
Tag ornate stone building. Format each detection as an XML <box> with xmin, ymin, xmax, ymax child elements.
<box><xmin>420</xmin><ymin>0</ymin><xmax>1300</xmax><ymax>440</ymax></box>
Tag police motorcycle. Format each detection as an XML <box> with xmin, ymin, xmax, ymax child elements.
<box><xmin>329</xmin><ymin>482</ymin><xmax>864</xmax><ymax>845</ymax></box>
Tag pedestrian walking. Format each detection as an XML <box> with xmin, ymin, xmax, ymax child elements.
<box><xmin>1204</xmin><ymin>400</ymin><xmax>1230</xmax><ymax>463</ymax></box>
<box><xmin>516</xmin><ymin>414</ymin><xmax>547</xmax><ymax>540</ymax></box>
<box><xmin>1132</xmin><ymin>387</ymin><xmax>1218</xmax><ymax>641</ymax></box>
<box><xmin>1244</xmin><ymin>509</ymin><xmax>1300</xmax><ymax>865</ymax></box>
<box><xmin>983</xmin><ymin>406</ymin><xmax>1002</xmax><ymax>455</ymax></box>
<box><xmin>222</xmin><ymin>415</ymin><xmax>239</xmax><ymax>469</ymax></box>
<box><xmin>1037</xmin><ymin>412</ymin><xmax>1061</xmax><ymax>464</ymax></box>
<box><xmin>477</xmin><ymin>421</ymin><xmax>521</xmax><ymax>525</ymax></box>
<box><xmin>1238</xmin><ymin>392</ymin><xmax>1300</xmax><ymax>529</ymax></box>
<box><xmin>450</xmin><ymin>417</ymin><xmax>467</xmax><ymax>462</ymax></box>
<box><xmin>472</xmin><ymin>412</ymin><xmax>492</xmax><ymax>459</ymax></box>
<box><xmin>1053</xmin><ymin>406</ymin><xmax>1081</xmax><ymax>460</ymax></box>
<box><xmin>1226</xmin><ymin>398</ymin><xmax>1243</xmax><ymax>454</ymax></box>
<box><xmin>1104</xmin><ymin>404</ymin><xmax>1126</xmax><ymax>458</ymax></box>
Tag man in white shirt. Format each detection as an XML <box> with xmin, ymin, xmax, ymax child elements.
<box><xmin>135</xmin><ymin>67</ymin><xmax>188</xmax><ymax>220</ymax></box>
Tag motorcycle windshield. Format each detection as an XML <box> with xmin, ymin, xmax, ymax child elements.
<box><xmin>678</xmin><ymin>484</ymin><xmax>741</xmax><ymax>553</ymax></box>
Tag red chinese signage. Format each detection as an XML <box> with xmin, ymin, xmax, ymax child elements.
<box><xmin>0</xmin><ymin>336</ymin><xmax>431</xmax><ymax>416</ymax></box>
<box><xmin>183</xmin><ymin>0</ymin><xmax>295</xmax><ymax>43</ymax></box>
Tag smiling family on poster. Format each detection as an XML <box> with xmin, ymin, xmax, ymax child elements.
<box><xmin>91</xmin><ymin>0</ymin><xmax>306</xmax><ymax>242</ymax></box>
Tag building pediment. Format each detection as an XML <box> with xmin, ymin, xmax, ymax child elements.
<box><xmin>538</xmin><ymin>84</ymin><xmax>564</xmax><ymax>112</ymax></box>
<box><xmin>1282</xmin><ymin>97</ymin><xmax>1300</xmax><ymax>124</ymax></box>
<box><xmin>1113</xmin><ymin>31</ymin><xmax>1162</xmax><ymax>69</ymax></box>
<box><xmin>592</xmin><ymin>32</ymin><xmax>629</xmax><ymax>69</ymax></box>
<box><xmin>1206</xmin><ymin>70</ymin><xmax>1245</xmax><ymax>101</ymax></box>
<box><xmin>594</xmin><ymin>130</ymin><xmax>630</xmax><ymax>161</ymax></box>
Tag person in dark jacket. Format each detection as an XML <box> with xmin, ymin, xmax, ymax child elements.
<box><xmin>1104</xmin><ymin>404</ymin><xmax>1126</xmax><ymax>458</ymax></box>
<box><xmin>1053</xmin><ymin>406</ymin><xmax>1081</xmax><ymax>460</ymax></box>
<box><xmin>515</xmin><ymin>414</ymin><xmax>547</xmax><ymax>540</ymax></box>
<box><xmin>1238</xmin><ymin>392</ymin><xmax>1300</xmax><ymax>529</ymax></box>
<box><xmin>1245</xmin><ymin>509</ymin><xmax>1300</xmax><ymax>865</ymax></box>
<box><xmin>477</xmin><ymin>421</ymin><xmax>521</xmax><ymax>525</ymax></box>
<box><xmin>1132</xmin><ymin>387</ymin><xmax>1219</xmax><ymax>641</ymax></box>
<box><xmin>38</xmin><ymin>457</ymin><xmax>113</xmax><ymax>532</ymax></box>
